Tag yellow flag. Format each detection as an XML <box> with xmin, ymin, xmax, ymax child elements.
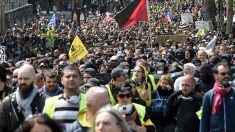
<box><xmin>69</xmin><ymin>35</ymin><xmax>88</xmax><ymax>62</ymax></box>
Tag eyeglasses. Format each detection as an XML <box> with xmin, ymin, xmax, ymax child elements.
<box><xmin>118</xmin><ymin>93</ymin><xmax>132</xmax><ymax>99</ymax></box>
<box><xmin>219</xmin><ymin>72</ymin><xmax>229</xmax><ymax>76</ymax></box>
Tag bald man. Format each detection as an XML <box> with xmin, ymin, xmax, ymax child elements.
<box><xmin>0</xmin><ymin>64</ymin><xmax>47</xmax><ymax>132</ymax></box>
<box><xmin>165</xmin><ymin>75</ymin><xmax>203</xmax><ymax>132</ymax></box>
<box><xmin>68</xmin><ymin>86</ymin><xmax>110</xmax><ymax>131</ymax></box>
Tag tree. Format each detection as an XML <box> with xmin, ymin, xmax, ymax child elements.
<box><xmin>204</xmin><ymin>0</ymin><xmax>217</xmax><ymax>29</ymax></box>
<box><xmin>226</xmin><ymin>0</ymin><xmax>234</xmax><ymax>35</ymax></box>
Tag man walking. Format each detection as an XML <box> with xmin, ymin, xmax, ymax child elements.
<box><xmin>0</xmin><ymin>64</ymin><xmax>47</xmax><ymax>132</ymax></box>
<box><xmin>43</xmin><ymin>64</ymin><xmax>86</xmax><ymax>131</ymax></box>
<box><xmin>68</xmin><ymin>86</ymin><xmax>110</xmax><ymax>131</ymax></box>
<box><xmin>165</xmin><ymin>75</ymin><xmax>203</xmax><ymax>132</ymax></box>
<box><xmin>41</xmin><ymin>69</ymin><xmax>63</xmax><ymax>97</ymax></box>
<box><xmin>200</xmin><ymin>63</ymin><xmax>235</xmax><ymax>132</ymax></box>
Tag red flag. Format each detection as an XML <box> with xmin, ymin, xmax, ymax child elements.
<box><xmin>114</xmin><ymin>0</ymin><xmax>148</xmax><ymax>30</ymax></box>
<box><xmin>163</xmin><ymin>17</ymin><xmax>170</xmax><ymax>23</ymax></box>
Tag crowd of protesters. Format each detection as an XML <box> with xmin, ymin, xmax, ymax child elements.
<box><xmin>0</xmin><ymin>0</ymin><xmax>235</xmax><ymax>132</ymax></box>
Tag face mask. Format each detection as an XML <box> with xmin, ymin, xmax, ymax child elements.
<box><xmin>157</xmin><ymin>70</ymin><xmax>164</xmax><ymax>75</ymax></box>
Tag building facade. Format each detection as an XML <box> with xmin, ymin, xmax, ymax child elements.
<box><xmin>0</xmin><ymin>0</ymin><xmax>33</xmax><ymax>34</ymax></box>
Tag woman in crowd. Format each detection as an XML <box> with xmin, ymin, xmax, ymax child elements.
<box><xmin>21</xmin><ymin>114</ymin><xmax>63</xmax><ymax>132</ymax></box>
<box><xmin>91</xmin><ymin>105</ymin><xmax>131</xmax><ymax>132</ymax></box>
<box><xmin>180</xmin><ymin>48</ymin><xmax>195</xmax><ymax>65</ymax></box>
<box><xmin>126</xmin><ymin>79</ymin><xmax>147</xmax><ymax>107</ymax></box>
<box><xmin>131</xmin><ymin>65</ymin><xmax>152</xmax><ymax>106</ymax></box>
<box><xmin>174</xmin><ymin>63</ymin><xmax>199</xmax><ymax>91</ymax></box>
<box><xmin>149</xmin><ymin>75</ymin><xmax>175</xmax><ymax>132</ymax></box>
<box><xmin>113</xmin><ymin>81</ymin><xmax>155</xmax><ymax>132</ymax></box>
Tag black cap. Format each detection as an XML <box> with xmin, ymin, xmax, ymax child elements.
<box><xmin>84</xmin><ymin>68</ymin><xmax>96</xmax><ymax>77</ymax></box>
<box><xmin>111</xmin><ymin>67</ymin><xmax>127</xmax><ymax>79</ymax></box>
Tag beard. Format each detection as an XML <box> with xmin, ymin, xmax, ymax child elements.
<box><xmin>19</xmin><ymin>82</ymin><xmax>34</xmax><ymax>98</ymax></box>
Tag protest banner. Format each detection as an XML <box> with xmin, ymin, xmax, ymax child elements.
<box><xmin>195</xmin><ymin>21</ymin><xmax>210</xmax><ymax>30</ymax></box>
<box><xmin>156</xmin><ymin>35</ymin><xmax>187</xmax><ymax>45</ymax></box>
<box><xmin>181</xmin><ymin>13</ymin><xmax>193</xmax><ymax>24</ymax></box>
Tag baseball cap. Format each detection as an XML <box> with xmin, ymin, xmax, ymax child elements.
<box><xmin>111</xmin><ymin>67</ymin><xmax>127</xmax><ymax>79</ymax></box>
<box><xmin>84</xmin><ymin>68</ymin><xmax>96</xmax><ymax>77</ymax></box>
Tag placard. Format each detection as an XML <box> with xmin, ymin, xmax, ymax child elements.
<box><xmin>181</xmin><ymin>13</ymin><xmax>194</xmax><ymax>24</ymax></box>
<box><xmin>156</xmin><ymin>35</ymin><xmax>187</xmax><ymax>45</ymax></box>
<box><xmin>195</xmin><ymin>21</ymin><xmax>210</xmax><ymax>30</ymax></box>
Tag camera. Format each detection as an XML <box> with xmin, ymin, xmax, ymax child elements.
<box><xmin>117</xmin><ymin>104</ymin><xmax>134</xmax><ymax>115</ymax></box>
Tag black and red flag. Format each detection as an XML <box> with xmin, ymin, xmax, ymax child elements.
<box><xmin>114</xmin><ymin>0</ymin><xmax>148</xmax><ymax>30</ymax></box>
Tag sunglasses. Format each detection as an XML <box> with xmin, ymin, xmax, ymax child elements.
<box><xmin>219</xmin><ymin>72</ymin><xmax>229</xmax><ymax>76</ymax></box>
<box><xmin>118</xmin><ymin>93</ymin><xmax>132</xmax><ymax>99</ymax></box>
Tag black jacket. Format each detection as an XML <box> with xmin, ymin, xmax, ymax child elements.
<box><xmin>0</xmin><ymin>91</ymin><xmax>47</xmax><ymax>132</ymax></box>
<box><xmin>164</xmin><ymin>91</ymin><xmax>203</xmax><ymax>132</ymax></box>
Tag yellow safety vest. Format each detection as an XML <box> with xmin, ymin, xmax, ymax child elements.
<box><xmin>113</xmin><ymin>103</ymin><xmax>146</xmax><ymax>126</ymax></box>
<box><xmin>105</xmin><ymin>84</ymin><xmax>116</xmax><ymax>106</ymax></box>
<box><xmin>148</xmin><ymin>74</ymin><xmax>157</xmax><ymax>90</ymax></box>
<box><xmin>44</xmin><ymin>93</ymin><xmax>86</xmax><ymax>119</ymax></box>
<box><xmin>196</xmin><ymin>106</ymin><xmax>202</xmax><ymax>120</ymax></box>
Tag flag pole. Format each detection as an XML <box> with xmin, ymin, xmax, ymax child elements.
<box><xmin>147</xmin><ymin>0</ymin><xmax>153</xmax><ymax>48</ymax></box>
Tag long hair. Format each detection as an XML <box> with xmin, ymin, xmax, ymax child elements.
<box><xmin>90</xmin><ymin>105</ymin><xmax>131</xmax><ymax>132</ymax></box>
<box><xmin>156</xmin><ymin>75</ymin><xmax>174</xmax><ymax>90</ymax></box>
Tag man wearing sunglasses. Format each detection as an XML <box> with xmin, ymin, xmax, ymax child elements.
<box><xmin>200</xmin><ymin>63</ymin><xmax>235</xmax><ymax>132</ymax></box>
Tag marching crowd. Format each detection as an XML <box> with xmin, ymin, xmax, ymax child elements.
<box><xmin>0</xmin><ymin>0</ymin><xmax>235</xmax><ymax>132</ymax></box>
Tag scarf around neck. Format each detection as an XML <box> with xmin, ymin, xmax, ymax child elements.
<box><xmin>16</xmin><ymin>86</ymin><xmax>38</xmax><ymax>117</ymax></box>
<box><xmin>212</xmin><ymin>82</ymin><xmax>230</xmax><ymax>115</ymax></box>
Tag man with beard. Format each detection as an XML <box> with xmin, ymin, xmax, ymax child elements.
<box><xmin>200</xmin><ymin>63</ymin><xmax>235</xmax><ymax>132</ymax></box>
<box><xmin>41</xmin><ymin>69</ymin><xmax>63</xmax><ymax>97</ymax></box>
<box><xmin>0</xmin><ymin>64</ymin><xmax>47</xmax><ymax>132</ymax></box>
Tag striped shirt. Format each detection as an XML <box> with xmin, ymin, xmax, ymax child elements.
<box><xmin>53</xmin><ymin>95</ymin><xmax>80</xmax><ymax>130</ymax></box>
